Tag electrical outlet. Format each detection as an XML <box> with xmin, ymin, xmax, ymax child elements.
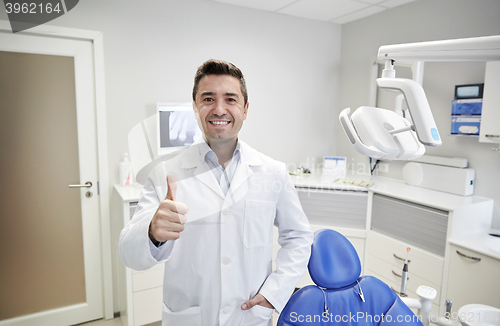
<box><xmin>378</xmin><ymin>162</ymin><xmax>389</xmax><ymax>173</ymax></box>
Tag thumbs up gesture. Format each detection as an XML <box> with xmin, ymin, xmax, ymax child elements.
<box><xmin>149</xmin><ymin>174</ymin><xmax>188</xmax><ymax>245</ymax></box>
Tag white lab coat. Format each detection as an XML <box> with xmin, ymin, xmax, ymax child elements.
<box><xmin>119</xmin><ymin>140</ymin><xmax>313</xmax><ymax>326</ymax></box>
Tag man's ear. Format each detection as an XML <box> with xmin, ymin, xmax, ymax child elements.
<box><xmin>243</xmin><ymin>101</ymin><xmax>249</xmax><ymax>120</ymax></box>
<box><xmin>192</xmin><ymin>101</ymin><xmax>199</xmax><ymax>119</ymax></box>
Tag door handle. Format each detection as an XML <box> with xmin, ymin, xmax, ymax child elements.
<box><xmin>69</xmin><ymin>181</ymin><xmax>92</xmax><ymax>188</ymax></box>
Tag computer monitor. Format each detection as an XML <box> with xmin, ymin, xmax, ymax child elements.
<box><xmin>157</xmin><ymin>102</ymin><xmax>202</xmax><ymax>156</ymax></box>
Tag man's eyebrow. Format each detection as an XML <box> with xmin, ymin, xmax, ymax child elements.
<box><xmin>200</xmin><ymin>91</ymin><xmax>239</xmax><ymax>98</ymax></box>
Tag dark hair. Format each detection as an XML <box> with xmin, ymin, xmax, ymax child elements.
<box><xmin>192</xmin><ymin>59</ymin><xmax>248</xmax><ymax>105</ymax></box>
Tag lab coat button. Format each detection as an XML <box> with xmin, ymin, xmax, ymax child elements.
<box><xmin>222</xmin><ymin>257</ymin><xmax>231</xmax><ymax>265</ymax></box>
<box><xmin>223</xmin><ymin>306</ymin><xmax>231</xmax><ymax>314</ymax></box>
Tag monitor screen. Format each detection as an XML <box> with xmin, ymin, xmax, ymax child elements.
<box><xmin>157</xmin><ymin>103</ymin><xmax>202</xmax><ymax>155</ymax></box>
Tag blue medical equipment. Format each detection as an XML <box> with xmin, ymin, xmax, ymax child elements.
<box><xmin>277</xmin><ymin>229</ymin><xmax>423</xmax><ymax>325</ymax></box>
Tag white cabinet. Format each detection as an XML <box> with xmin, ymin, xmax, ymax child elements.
<box><xmin>366</xmin><ymin>193</ymin><xmax>447</xmax><ymax>312</ymax></box>
<box><xmin>364</xmin><ymin>187</ymin><xmax>493</xmax><ymax>315</ymax></box>
<box><xmin>366</xmin><ymin>231</ymin><xmax>443</xmax><ymax>314</ymax></box>
<box><xmin>113</xmin><ymin>186</ymin><xmax>163</xmax><ymax>326</ymax></box>
<box><xmin>272</xmin><ymin>188</ymin><xmax>369</xmax><ymax>289</ymax></box>
<box><xmin>445</xmin><ymin>244</ymin><xmax>500</xmax><ymax>310</ymax></box>
<box><xmin>479</xmin><ymin>61</ymin><xmax>500</xmax><ymax>144</ymax></box>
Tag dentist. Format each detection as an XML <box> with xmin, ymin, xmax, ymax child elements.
<box><xmin>119</xmin><ymin>59</ymin><xmax>313</xmax><ymax>326</ymax></box>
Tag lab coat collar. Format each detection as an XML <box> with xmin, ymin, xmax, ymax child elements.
<box><xmin>180</xmin><ymin>138</ymin><xmax>262</xmax><ymax>169</ymax></box>
<box><xmin>180</xmin><ymin>138</ymin><xmax>263</xmax><ymax>199</ymax></box>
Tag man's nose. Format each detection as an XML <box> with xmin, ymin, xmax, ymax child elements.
<box><xmin>212</xmin><ymin>100</ymin><xmax>227</xmax><ymax>115</ymax></box>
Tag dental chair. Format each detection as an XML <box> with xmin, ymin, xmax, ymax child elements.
<box><xmin>277</xmin><ymin>229</ymin><xmax>423</xmax><ymax>325</ymax></box>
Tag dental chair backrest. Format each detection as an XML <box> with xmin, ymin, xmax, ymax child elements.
<box><xmin>277</xmin><ymin>229</ymin><xmax>423</xmax><ymax>325</ymax></box>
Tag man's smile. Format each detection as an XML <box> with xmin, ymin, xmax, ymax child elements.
<box><xmin>209</xmin><ymin>120</ymin><xmax>231</xmax><ymax>125</ymax></box>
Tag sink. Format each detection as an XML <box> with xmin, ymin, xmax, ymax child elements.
<box><xmin>458</xmin><ymin>304</ymin><xmax>500</xmax><ymax>326</ymax></box>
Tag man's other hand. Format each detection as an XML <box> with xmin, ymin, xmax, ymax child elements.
<box><xmin>241</xmin><ymin>293</ymin><xmax>274</xmax><ymax>310</ymax></box>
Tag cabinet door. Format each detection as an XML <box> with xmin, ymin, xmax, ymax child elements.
<box><xmin>371</xmin><ymin>194</ymin><xmax>448</xmax><ymax>256</ymax></box>
<box><xmin>446</xmin><ymin>245</ymin><xmax>500</xmax><ymax>310</ymax></box>
<box><xmin>297</xmin><ymin>189</ymin><xmax>368</xmax><ymax>229</ymax></box>
<box><xmin>479</xmin><ymin>61</ymin><xmax>500</xmax><ymax>143</ymax></box>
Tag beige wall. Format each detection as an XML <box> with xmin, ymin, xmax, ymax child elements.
<box><xmin>338</xmin><ymin>0</ymin><xmax>500</xmax><ymax>228</ymax></box>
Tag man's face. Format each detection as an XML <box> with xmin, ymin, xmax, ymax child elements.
<box><xmin>193</xmin><ymin>74</ymin><xmax>249</xmax><ymax>145</ymax></box>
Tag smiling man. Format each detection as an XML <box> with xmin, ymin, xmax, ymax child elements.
<box><xmin>119</xmin><ymin>59</ymin><xmax>313</xmax><ymax>326</ymax></box>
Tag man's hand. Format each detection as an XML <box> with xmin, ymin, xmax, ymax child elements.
<box><xmin>149</xmin><ymin>174</ymin><xmax>188</xmax><ymax>244</ymax></box>
<box><xmin>241</xmin><ymin>293</ymin><xmax>274</xmax><ymax>311</ymax></box>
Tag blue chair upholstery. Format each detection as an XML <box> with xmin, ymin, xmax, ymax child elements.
<box><xmin>277</xmin><ymin>229</ymin><xmax>423</xmax><ymax>325</ymax></box>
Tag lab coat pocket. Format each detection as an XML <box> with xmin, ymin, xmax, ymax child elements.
<box><xmin>240</xmin><ymin>305</ymin><xmax>274</xmax><ymax>326</ymax></box>
<box><xmin>162</xmin><ymin>303</ymin><xmax>201</xmax><ymax>326</ymax></box>
<box><xmin>244</xmin><ymin>200</ymin><xmax>276</xmax><ymax>248</ymax></box>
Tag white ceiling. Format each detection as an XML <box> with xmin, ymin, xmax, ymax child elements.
<box><xmin>209</xmin><ymin>0</ymin><xmax>418</xmax><ymax>24</ymax></box>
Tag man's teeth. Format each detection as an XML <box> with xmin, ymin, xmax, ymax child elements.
<box><xmin>210</xmin><ymin>121</ymin><xmax>230</xmax><ymax>125</ymax></box>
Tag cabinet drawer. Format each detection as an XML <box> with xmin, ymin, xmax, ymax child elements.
<box><xmin>132</xmin><ymin>266</ymin><xmax>164</xmax><ymax>292</ymax></box>
<box><xmin>369</xmin><ymin>232</ymin><xmax>443</xmax><ymax>285</ymax></box>
<box><xmin>366</xmin><ymin>269</ymin><xmax>440</xmax><ymax>316</ymax></box>
<box><xmin>133</xmin><ymin>286</ymin><xmax>163</xmax><ymax>326</ymax></box>
<box><xmin>367</xmin><ymin>255</ymin><xmax>441</xmax><ymax>303</ymax></box>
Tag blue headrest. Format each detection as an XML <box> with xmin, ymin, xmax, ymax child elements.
<box><xmin>308</xmin><ymin>229</ymin><xmax>361</xmax><ymax>289</ymax></box>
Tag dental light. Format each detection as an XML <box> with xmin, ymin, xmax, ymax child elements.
<box><xmin>340</xmin><ymin>35</ymin><xmax>500</xmax><ymax>160</ymax></box>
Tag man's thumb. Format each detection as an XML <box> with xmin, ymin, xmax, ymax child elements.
<box><xmin>241</xmin><ymin>297</ymin><xmax>257</xmax><ymax>311</ymax></box>
<box><xmin>165</xmin><ymin>174</ymin><xmax>177</xmax><ymax>201</ymax></box>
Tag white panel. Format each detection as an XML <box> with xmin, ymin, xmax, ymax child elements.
<box><xmin>278</xmin><ymin>0</ymin><xmax>369</xmax><ymax>21</ymax></box>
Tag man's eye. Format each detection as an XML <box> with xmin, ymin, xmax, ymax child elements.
<box><xmin>227</xmin><ymin>98</ymin><xmax>236</xmax><ymax>102</ymax></box>
<box><xmin>203</xmin><ymin>98</ymin><xmax>214</xmax><ymax>102</ymax></box>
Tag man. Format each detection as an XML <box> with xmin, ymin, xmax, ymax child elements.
<box><xmin>119</xmin><ymin>59</ymin><xmax>313</xmax><ymax>326</ymax></box>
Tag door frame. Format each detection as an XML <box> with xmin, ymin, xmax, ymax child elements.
<box><xmin>0</xmin><ymin>21</ymin><xmax>113</xmax><ymax>320</ymax></box>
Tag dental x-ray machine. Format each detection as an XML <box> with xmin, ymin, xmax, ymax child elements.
<box><xmin>340</xmin><ymin>35</ymin><xmax>500</xmax><ymax>161</ymax></box>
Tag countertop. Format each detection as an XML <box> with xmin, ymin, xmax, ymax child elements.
<box><xmin>449</xmin><ymin>231</ymin><xmax>500</xmax><ymax>260</ymax></box>
<box><xmin>115</xmin><ymin>174</ymin><xmax>496</xmax><ymax>259</ymax></box>
<box><xmin>291</xmin><ymin>173</ymin><xmax>493</xmax><ymax>212</ymax></box>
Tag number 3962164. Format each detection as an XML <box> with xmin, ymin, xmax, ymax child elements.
<box><xmin>5</xmin><ymin>2</ymin><xmax>62</xmax><ymax>14</ymax></box>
